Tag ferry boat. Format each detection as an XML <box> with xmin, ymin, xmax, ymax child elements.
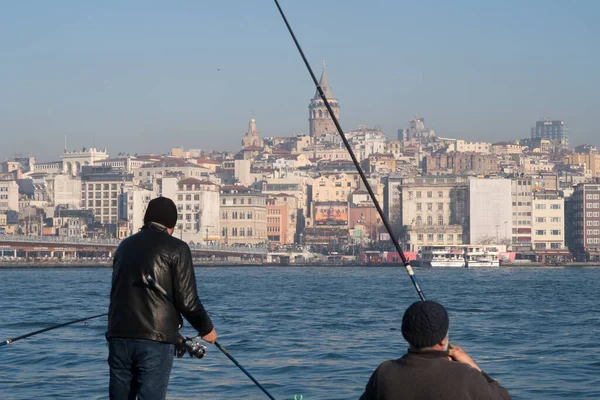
<box><xmin>464</xmin><ymin>245</ymin><xmax>501</xmax><ymax>268</ymax></box>
<box><xmin>416</xmin><ymin>246</ymin><xmax>466</xmax><ymax>268</ymax></box>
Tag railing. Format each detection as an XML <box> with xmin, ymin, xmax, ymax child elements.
<box><xmin>0</xmin><ymin>235</ymin><xmax>268</xmax><ymax>255</ymax></box>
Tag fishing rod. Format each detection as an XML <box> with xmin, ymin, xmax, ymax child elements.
<box><xmin>273</xmin><ymin>0</ymin><xmax>426</xmax><ymax>301</ymax></box>
<box><xmin>0</xmin><ymin>313</ymin><xmax>107</xmax><ymax>347</ymax></box>
<box><xmin>145</xmin><ymin>275</ymin><xmax>276</xmax><ymax>400</ymax></box>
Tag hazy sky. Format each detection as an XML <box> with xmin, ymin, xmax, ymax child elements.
<box><xmin>1</xmin><ymin>0</ymin><xmax>599</xmax><ymax>161</ymax></box>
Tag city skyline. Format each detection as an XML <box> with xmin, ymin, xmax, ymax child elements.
<box><xmin>1</xmin><ymin>0</ymin><xmax>599</xmax><ymax>161</ymax></box>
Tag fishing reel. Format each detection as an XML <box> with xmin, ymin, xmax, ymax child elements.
<box><xmin>179</xmin><ymin>336</ymin><xmax>207</xmax><ymax>359</ymax></box>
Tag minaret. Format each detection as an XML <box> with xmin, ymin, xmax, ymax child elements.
<box><xmin>309</xmin><ymin>62</ymin><xmax>340</xmax><ymax>138</ymax></box>
<box><xmin>241</xmin><ymin>118</ymin><xmax>263</xmax><ymax>149</ymax></box>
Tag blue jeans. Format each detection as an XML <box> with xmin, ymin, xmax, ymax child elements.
<box><xmin>108</xmin><ymin>338</ymin><xmax>174</xmax><ymax>400</ymax></box>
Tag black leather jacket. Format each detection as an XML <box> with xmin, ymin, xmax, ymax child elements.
<box><xmin>106</xmin><ymin>224</ymin><xmax>213</xmax><ymax>344</ymax></box>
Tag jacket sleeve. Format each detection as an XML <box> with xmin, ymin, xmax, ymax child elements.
<box><xmin>473</xmin><ymin>371</ymin><xmax>512</xmax><ymax>400</ymax></box>
<box><xmin>359</xmin><ymin>367</ymin><xmax>379</xmax><ymax>400</ymax></box>
<box><xmin>172</xmin><ymin>243</ymin><xmax>214</xmax><ymax>336</ymax></box>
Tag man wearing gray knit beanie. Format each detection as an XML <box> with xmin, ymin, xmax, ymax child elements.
<box><xmin>360</xmin><ymin>300</ymin><xmax>511</xmax><ymax>400</ymax></box>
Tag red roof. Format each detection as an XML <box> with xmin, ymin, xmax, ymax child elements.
<box><xmin>241</xmin><ymin>145</ymin><xmax>263</xmax><ymax>151</ymax></box>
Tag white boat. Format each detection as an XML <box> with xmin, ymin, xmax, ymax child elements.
<box><xmin>465</xmin><ymin>245</ymin><xmax>500</xmax><ymax>267</ymax></box>
<box><xmin>418</xmin><ymin>246</ymin><xmax>466</xmax><ymax>268</ymax></box>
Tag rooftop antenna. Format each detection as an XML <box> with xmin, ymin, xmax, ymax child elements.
<box><xmin>64</xmin><ymin>134</ymin><xmax>67</xmax><ymax>152</ymax></box>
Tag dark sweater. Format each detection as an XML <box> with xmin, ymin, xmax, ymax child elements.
<box><xmin>359</xmin><ymin>349</ymin><xmax>512</xmax><ymax>400</ymax></box>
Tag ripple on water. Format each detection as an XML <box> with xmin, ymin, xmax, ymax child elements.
<box><xmin>1</xmin><ymin>266</ymin><xmax>600</xmax><ymax>399</ymax></box>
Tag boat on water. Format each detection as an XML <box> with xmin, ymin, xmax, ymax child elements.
<box><xmin>464</xmin><ymin>245</ymin><xmax>502</xmax><ymax>268</ymax></box>
<box><xmin>415</xmin><ymin>246</ymin><xmax>467</xmax><ymax>267</ymax></box>
<box><xmin>414</xmin><ymin>245</ymin><xmax>506</xmax><ymax>268</ymax></box>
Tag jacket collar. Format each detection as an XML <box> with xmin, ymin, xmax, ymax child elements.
<box><xmin>144</xmin><ymin>221</ymin><xmax>169</xmax><ymax>233</ymax></box>
<box><xmin>407</xmin><ymin>348</ymin><xmax>450</xmax><ymax>359</ymax></box>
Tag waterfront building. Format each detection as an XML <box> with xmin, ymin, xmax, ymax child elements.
<box><xmin>511</xmin><ymin>177</ymin><xmax>533</xmax><ymax>252</ymax></box>
<box><xmin>308</xmin><ymin>63</ymin><xmax>340</xmax><ymax>138</ymax></box>
<box><xmin>62</xmin><ymin>147</ymin><xmax>109</xmax><ymax>176</ymax></box>
<box><xmin>157</xmin><ymin>176</ymin><xmax>220</xmax><ymax>243</ymax></box>
<box><xmin>395</xmin><ymin>176</ymin><xmax>469</xmax><ymax>252</ymax></box>
<box><xmin>262</xmin><ymin>172</ymin><xmax>312</xmax><ymax>227</ymax></box>
<box><xmin>531</xmin><ymin>119</ymin><xmax>569</xmax><ymax>146</ymax></box>
<box><xmin>468</xmin><ymin>178</ymin><xmax>512</xmax><ymax>246</ymax></box>
<box><xmin>81</xmin><ymin>166</ymin><xmax>133</xmax><ymax>225</ymax></box>
<box><xmin>120</xmin><ymin>186</ymin><xmax>154</xmax><ymax>236</ymax></box>
<box><xmin>531</xmin><ymin>190</ymin><xmax>565</xmax><ymax>252</ymax></box>
<box><xmin>566</xmin><ymin>183</ymin><xmax>600</xmax><ymax>261</ymax></box>
<box><xmin>266</xmin><ymin>194</ymin><xmax>298</xmax><ymax>245</ymax></box>
<box><xmin>219</xmin><ymin>186</ymin><xmax>267</xmax><ymax>245</ymax></box>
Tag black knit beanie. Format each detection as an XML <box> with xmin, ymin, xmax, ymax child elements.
<box><xmin>143</xmin><ymin>197</ymin><xmax>178</xmax><ymax>229</ymax></box>
<box><xmin>402</xmin><ymin>300</ymin><xmax>449</xmax><ymax>349</ymax></box>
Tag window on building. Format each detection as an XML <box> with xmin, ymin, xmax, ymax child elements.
<box><xmin>248</xmin><ymin>228</ymin><xmax>252</xmax><ymax>237</ymax></box>
<box><xmin>248</xmin><ymin>212</ymin><xmax>252</xmax><ymax>219</ymax></box>
<box><xmin>437</xmin><ymin>234</ymin><xmax>444</xmax><ymax>241</ymax></box>
<box><xmin>416</xmin><ymin>216</ymin><xmax>422</xmax><ymax>225</ymax></box>
<box><xmin>438</xmin><ymin>216</ymin><xmax>443</xmax><ymax>225</ymax></box>
<box><xmin>427</xmin><ymin>216</ymin><xmax>433</xmax><ymax>226</ymax></box>
<box><xmin>535</xmin><ymin>243</ymin><xmax>546</xmax><ymax>249</ymax></box>
<box><xmin>551</xmin><ymin>230</ymin><xmax>561</xmax><ymax>236</ymax></box>
<box><xmin>586</xmin><ymin>194</ymin><xmax>593</xmax><ymax>200</ymax></box>
<box><xmin>550</xmin><ymin>243</ymin><xmax>561</xmax><ymax>249</ymax></box>
<box><xmin>416</xmin><ymin>203</ymin><xmax>422</xmax><ymax>211</ymax></box>
<box><xmin>194</xmin><ymin>195</ymin><xmax>200</xmax><ymax>201</ymax></box>
<box><xmin>427</xmin><ymin>203</ymin><xmax>433</xmax><ymax>211</ymax></box>
<box><xmin>536</xmin><ymin>204</ymin><xmax>546</xmax><ymax>210</ymax></box>
<box><xmin>438</xmin><ymin>203</ymin><xmax>443</xmax><ymax>211</ymax></box>
<box><xmin>535</xmin><ymin>217</ymin><xmax>546</xmax><ymax>223</ymax></box>
<box><xmin>416</xmin><ymin>191</ymin><xmax>422</xmax><ymax>199</ymax></box>
<box><xmin>457</xmin><ymin>234</ymin><xmax>463</xmax><ymax>242</ymax></box>
<box><xmin>427</xmin><ymin>191</ymin><xmax>432</xmax><ymax>198</ymax></box>
<box><xmin>587</xmin><ymin>203</ymin><xmax>593</xmax><ymax>209</ymax></box>
<box><xmin>241</xmin><ymin>198</ymin><xmax>245</xmax><ymax>204</ymax></box>
<box><xmin>233</xmin><ymin>198</ymin><xmax>237</xmax><ymax>205</ymax></box>
<box><xmin>240</xmin><ymin>228</ymin><xmax>245</xmax><ymax>236</ymax></box>
<box><xmin>551</xmin><ymin>204</ymin><xmax>561</xmax><ymax>210</ymax></box>
<box><xmin>438</xmin><ymin>191</ymin><xmax>443</xmax><ymax>198</ymax></box>
<box><xmin>427</xmin><ymin>233</ymin><xmax>434</xmax><ymax>241</ymax></box>
<box><xmin>408</xmin><ymin>191</ymin><xmax>413</xmax><ymax>199</ymax></box>
<box><xmin>447</xmin><ymin>234</ymin><xmax>454</xmax><ymax>241</ymax></box>
<box><xmin>417</xmin><ymin>234</ymin><xmax>423</xmax><ymax>241</ymax></box>
<box><xmin>551</xmin><ymin>217</ymin><xmax>561</xmax><ymax>223</ymax></box>
<box><xmin>536</xmin><ymin>230</ymin><xmax>546</xmax><ymax>236</ymax></box>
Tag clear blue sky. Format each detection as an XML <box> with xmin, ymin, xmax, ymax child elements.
<box><xmin>1</xmin><ymin>0</ymin><xmax>598</xmax><ymax>161</ymax></box>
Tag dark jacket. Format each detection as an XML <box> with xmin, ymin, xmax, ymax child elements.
<box><xmin>106</xmin><ymin>225</ymin><xmax>213</xmax><ymax>344</ymax></box>
<box><xmin>360</xmin><ymin>349</ymin><xmax>512</xmax><ymax>400</ymax></box>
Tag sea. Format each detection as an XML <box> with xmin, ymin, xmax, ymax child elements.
<box><xmin>0</xmin><ymin>266</ymin><xmax>599</xmax><ymax>400</ymax></box>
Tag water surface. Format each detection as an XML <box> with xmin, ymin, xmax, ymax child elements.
<box><xmin>1</xmin><ymin>266</ymin><xmax>599</xmax><ymax>399</ymax></box>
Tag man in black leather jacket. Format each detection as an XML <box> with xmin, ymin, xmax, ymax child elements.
<box><xmin>107</xmin><ymin>197</ymin><xmax>217</xmax><ymax>400</ymax></box>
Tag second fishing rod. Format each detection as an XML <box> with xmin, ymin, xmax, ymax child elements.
<box><xmin>273</xmin><ymin>0</ymin><xmax>426</xmax><ymax>302</ymax></box>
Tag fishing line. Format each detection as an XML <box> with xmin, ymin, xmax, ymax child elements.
<box><xmin>272</xmin><ymin>0</ymin><xmax>426</xmax><ymax>301</ymax></box>
<box><xmin>0</xmin><ymin>313</ymin><xmax>107</xmax><ymax>347</ymax></box>
<box><xmin>145</xmin><ymin>275</ymin><xmax>276</xmax><ymax>400</ymax></box>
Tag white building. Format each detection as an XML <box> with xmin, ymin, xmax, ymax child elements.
<box><xmin>120</xmin><ymin>186</ymin><xmax>154</xmax><ymax>236</ymax></box>
<box><xmin>532</xmin><ymin>191</ymin><xmax>565</xmax><ymax>251</ymax></box>
<box><xmin>468</xmin><ymin>178</ymin><xmax>512</xmax><ymax>245</ymax></box>
<box><xmin>0</xmin><ymin>179</ymin><xmax>19</xmax><ymax>212</ymax></box>
<box><xmin>159</xmin><ymin>177</ymin><xmax>220</xmax><ymax>243</ymax></box>
<box><xmin>81</xmin><ymin>167</ymin><xmax>133</xmax><ymax>225</ymax></box>
<box><xmin>49</xmin><ymin>174</ymin><xmax>82</xmax><ymax>209</ymax></box>
<box><xmin>453</xmin><ymin>140</ymin><xmax>491</xmax><ymax>154</ymax></box>
<box><xmin>62</xmin><ymin>147</ymin><xmax>110</xmax><ymax>176</ymax></box>
<box><xmin>511</xmin><ymin>177</ymin><xmax>533</xmax><ymax>251</ymax></box>
<box><xmin>133</xmin><ymin>159</ymin><xmax>211</xmax><ymax>185</ymax></box>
